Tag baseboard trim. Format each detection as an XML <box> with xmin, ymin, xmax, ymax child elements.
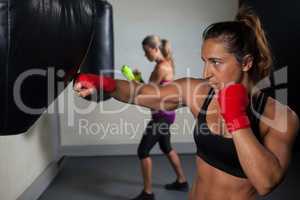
<box><xmin>17</xmin><ymin>157</ymin><xmax>64</xmax><ymax>200</ymax></box>
<box><xmin>16</xmin><ymin>143</ymin><xmax>195</xmax><ymax>200</ymax></box>
<box><xmin>61</xmin><ymin>142</ymin><xmax>196</xmax><ymax>156</ymax></box>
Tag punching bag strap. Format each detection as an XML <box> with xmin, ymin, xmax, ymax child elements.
<box><xmin>63</xmin><ymin>29</ymin><xmax>96</xmax><ymax>86</ymax></box>
<box><xmin>63</xmin><ymin>0</ymin><xmax>97</xmax><ymax>86</ymax></box>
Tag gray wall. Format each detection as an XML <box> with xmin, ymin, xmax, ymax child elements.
<box><xmin>59</xmin><ymin>0</ymin><xmax>238</xmax><ymax>151</ymax></box>
<box><xmin>0</xmin><ymin>101</ymin><xmax>60</xmax><ymax>200</ymax></box>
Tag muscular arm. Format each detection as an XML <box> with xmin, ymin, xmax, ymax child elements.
<box><xmin>110</xmin><ymin>77</ymin><xmax>208</xmax><ymax>112</ymax></box>
<box><xmin>110</xmin><ymin>78</ymin><xmax>186</xmax><ymax>111</ymax></box>
<box><xmin>232</xmin><ymin>101</ymin><xmax>299</xmax><ymax>196</ymax></box>
<box><xmin>75</xmin><ymin>75</ymin><xmax>209</xmax><ymax>114</ymax></box>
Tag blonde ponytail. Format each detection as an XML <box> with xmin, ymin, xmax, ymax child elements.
<box><xmin>161</xmin><ymin>39</ymin><xmax>175</xmax><ymax>70</ymax></box>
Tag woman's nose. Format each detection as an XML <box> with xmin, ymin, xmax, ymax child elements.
<box><xmin>203</xmin><ymin>65</ymin><xmax>213</xmax><ymax>79</ymax></box>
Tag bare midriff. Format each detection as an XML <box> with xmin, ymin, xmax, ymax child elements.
<box><xmin>191</xmin><ymin>156</ymin><xmax>258</xmax><ymax>200</ymax></box>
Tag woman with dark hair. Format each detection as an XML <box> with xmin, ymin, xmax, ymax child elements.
<box><xmin>74</xmin><ymin>7</ymin><xmax>299</xmax><ymax>200</ymax></box>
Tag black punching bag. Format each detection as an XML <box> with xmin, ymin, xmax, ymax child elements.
<box><xmin>0</xmin><ymin>0</ymin><xmax>114</xmax><ymax>135</ymax></box>
<box><xmin>79</xmin><ymin>0</ymin><xmax>114</xmax><ymax>102</ymax></box>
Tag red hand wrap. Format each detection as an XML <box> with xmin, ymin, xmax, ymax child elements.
<box><xmin>76</xmin><ymin>73</ymin><xmax>116</xmax><ymax>93</ymax></box>
<box><xmin>217</xmin><ymin>84</ymin><xmax>250</xmax><ymax>133</ymax></box>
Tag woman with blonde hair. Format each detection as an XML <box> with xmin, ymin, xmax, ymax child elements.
<box><xmin>130</xmin><ymin>35</ymin><xmax>188</xmax><ymax>200</ymax></box>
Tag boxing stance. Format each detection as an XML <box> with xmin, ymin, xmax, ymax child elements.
<box><xmin>129</xmin><ymin>36</ymin><xmax>188</xmax><ymax>200</ymax></box>
<box><xmin>74</xmin><ymin>7</ymin><xmax>299</xmax><ymax>200</ymax></box>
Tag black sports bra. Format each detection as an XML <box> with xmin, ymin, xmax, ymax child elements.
<box><xmin>193</xmin><ymin>88</ymin><xmax>268</xmax><ymax>178</ymax></box>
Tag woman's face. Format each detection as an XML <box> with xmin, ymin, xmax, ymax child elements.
<box><xmin>201</xmin><ymin>38</ymin><xmax>243</xmax><ymax>89</ymax></box>
<box><xmin>143</xmin><ymin>45</ymin><xmax>157</xmax><ymax>62</ymax></box>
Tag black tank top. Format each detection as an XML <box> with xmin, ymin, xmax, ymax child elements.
<box><xmin>193</xmin><ymin>88</ymin><xmax>268</xmax><ymax>178</ymax></box>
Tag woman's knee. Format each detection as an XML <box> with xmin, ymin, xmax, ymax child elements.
<box><xmin>137</xmin><ymin>146</ymin><xmax>150</xmax><ymax>159</ymax></box>
<box><xmin>159</xmin><ymin>143</ymin><xmax>172</xmax><ymax>155</ymax></box>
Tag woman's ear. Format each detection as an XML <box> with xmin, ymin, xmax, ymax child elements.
<box><xmin>242</xmin><ymin>54</ymin><xmax>253</xmax><ymax>72</ymax></box>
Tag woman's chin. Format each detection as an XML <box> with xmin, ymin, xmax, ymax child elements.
<box><xmin>208</xmin><ymin>82</ymin><xmax>220</xmax><ymax>89</ymax></box>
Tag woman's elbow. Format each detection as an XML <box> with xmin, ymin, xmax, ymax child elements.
<box><xmin>256</xmin><ymin>173</ymin><xmax>284</xmax><ymax>196</ymax></box>
<box><xmin>257</xmin><ymin>187</ymin><xmax>272</xmax><ymax>197</ymax></box>
<box><xmin>135</xmin><ymin>85</ymin><xmax>161</xmax><ymax>110</ymax></box>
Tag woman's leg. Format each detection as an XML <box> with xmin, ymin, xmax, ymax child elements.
<box><xmin>158</xmin><ymin>120</ymin><xmax>187</xmax><ymax>182</ymax></box>
<box><xmin>166</xmin><ymin>150</ymin><xmax>187</xmax><ymax>182</ymax></box>
<box><xmin>140</xmin><ymin>157</ymin><xmax>153</xmax><ymax>193</ymax></box>
<box><xmin>137</xmin><ymin>120</ymin><xmax>160</xmax><ymax>194</ymax></box>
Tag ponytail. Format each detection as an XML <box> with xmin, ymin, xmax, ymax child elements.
<box><xmin>142</xmin><ymin>35</ymin><xmax>175</xmax><ymax>71</ymax></box>
<box><xmin>236</xmin><ymin>6</ymin><xmax>272</xmax><ymax>81</ymax></box>
<box><xmin>161</xmin><ymin>39</ymin><xmax>175</xmax><ymax>70</ymax></box>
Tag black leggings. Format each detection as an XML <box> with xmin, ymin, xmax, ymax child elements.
<box><xmin>137</xmin><ymin>118</ymin><xmax>173</xmax><ymax>159</ymax></box>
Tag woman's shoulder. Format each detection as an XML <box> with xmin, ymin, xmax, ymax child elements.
<box><xmin>172</xmin><ymin>78</ymin><xmax>212</xmax><ymax>109</ymax></box>
<box><xmin>156</xmin><ymin>60</ymin><xmax>171</xmax><ymax>69</ymax></box>
<box><xmin>260</xmin><ymin>95</ymin><xmax>299</xmax><ymax>137</ymax></box>
<box><xmin>263</xmin><ymin>96</ymin><xmax>298</xmax><ymax>124</ymax></box>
